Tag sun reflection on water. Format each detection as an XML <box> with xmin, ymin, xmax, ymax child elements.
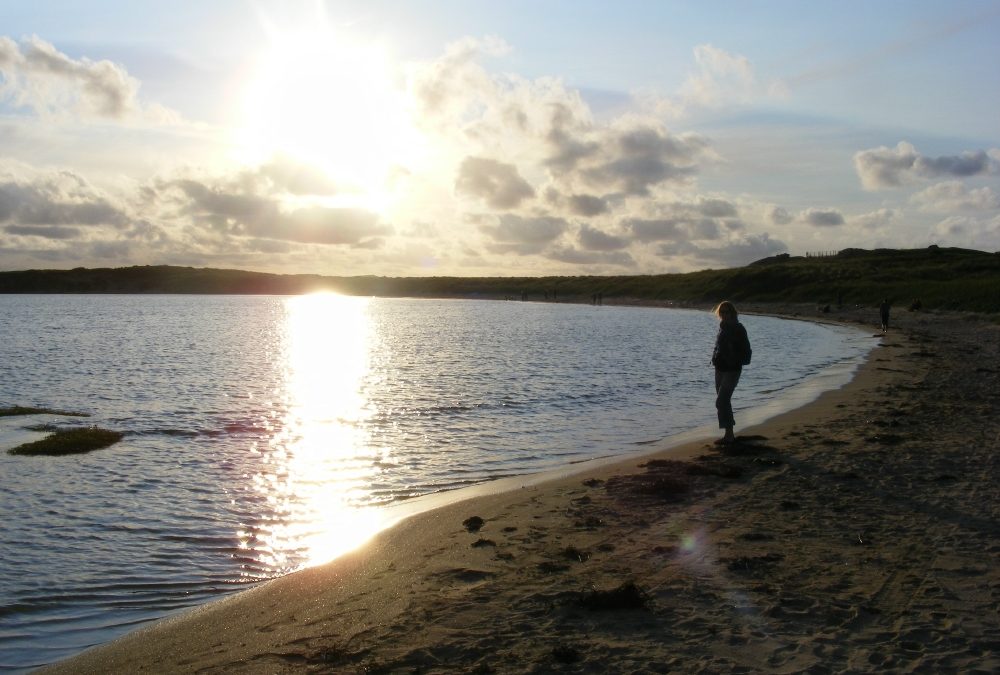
<box><xmin>242</xmin><ymin>293</ymin><xmax>387</xmax><ymax>575</ymax></box>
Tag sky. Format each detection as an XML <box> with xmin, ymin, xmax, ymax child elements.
<box><xmin>0</xmin><ymin>0</ymin><xmax>998</xmax><ymax>277</ymax></box>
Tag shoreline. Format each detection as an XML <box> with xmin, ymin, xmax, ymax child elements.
<box><xmin>42</xmin><ymin>305</ymin><xmax>1000</xmax><ymax>673</ymax></box>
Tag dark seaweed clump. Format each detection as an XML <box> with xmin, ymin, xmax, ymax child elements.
<box><xmin>577</xmin><ymin>581</ymin><xmax>651</xmax><ymax>611</ymax></box>
<box><xmin>0</xmin><ymin>406</ymin><xmax>89</xmax><ymax>418</ymax></box>
<box><xmin>9</xmin><ymin>427</ymin><xmax>123</xmax><ymax>456</ymax></box>
<box><xmin>462</xmin><ymin>516</ymin><xmax>485</xmax><ymax>533</ymax></box>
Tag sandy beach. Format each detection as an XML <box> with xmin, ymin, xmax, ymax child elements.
<box><xmin>42</xmin><ymin>305</ymin><xmax>1000</xmax><ymax>674</ymax></box>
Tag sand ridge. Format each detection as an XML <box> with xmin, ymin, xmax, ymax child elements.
<box><xmin>42</xmin><ymin>306</ymin><xmax>1000</xmax><ymax>674</ymax></box>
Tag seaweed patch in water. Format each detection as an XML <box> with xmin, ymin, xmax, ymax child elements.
<box><xmin>8</xmin><ymin>427</ymin><xmax>123</xmax><ymax>456</ymax></box>
<box><xmin>0</xmin><ymin>406</ymin><xmax>89</xmax><ymax>418</ymax></box>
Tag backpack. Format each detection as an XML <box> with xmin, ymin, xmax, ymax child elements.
<box><xmin>739</xmin><ymin>327</ymin><xmax>752</xmax><ymax>366</ymax></box>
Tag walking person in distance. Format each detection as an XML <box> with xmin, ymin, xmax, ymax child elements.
<box><xmin>711</xmin><ymin>301</ymin><xmax>752</xmax><ymax>445</ymax></box>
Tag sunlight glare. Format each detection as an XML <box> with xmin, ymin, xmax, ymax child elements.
<box><xmin>236</xmin><ymin>18</ymin><xmax>423</xmax><ymax>211</ymax></box>
<box><xmin>248</xmin><ymin>293</ymin><xmax>387</xmax><ymax>572</ymax></box>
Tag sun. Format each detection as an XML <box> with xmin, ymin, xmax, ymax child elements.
<box><xmin>235</xmin><ymin>17</ymin><xmax>422</xmax><ymax>210</ymax></box>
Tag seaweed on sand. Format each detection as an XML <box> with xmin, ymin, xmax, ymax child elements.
<box><xmin>462</xmin><ymin>516</ymin><xmax>486</xmax><ymax>532</ymax></box>
<box><xmin>8</xmin><ymin>427</ymin><xmax>123</xmax><ymax>456</ymax></box>
<box><xmin>577</xmin><ymin>581</ymin><xmax>652</xmax><ymax>611</ymax></box>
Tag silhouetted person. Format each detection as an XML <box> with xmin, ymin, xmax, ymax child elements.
<box><xmin>879</xmin><ymin>299</ymin><xmax>890</xmax><ymax>333</ymax></box>
<box><xmin>711</xmin><ymin>301</ymin><xmax>752</xmax><ymax>445</ymax></box>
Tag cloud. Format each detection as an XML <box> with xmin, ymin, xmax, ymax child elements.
<box><xmin>410</xmin><ymin>36</ymin><xmax>509</xmax><ymax>112</ymax></box>
<box><xmin>567</xmin><ymin>193</ymin><xmax>608</xmax><ymax>216</ymax></box>
<box><xmin>640</xmin><ymin>44</ymin><xmax>783</xmax><ymax>118</ymax></box>
<box><xmin>410</xmin><ymin>41</ymin><xmax>709</xmax><ymax>204</ymax></box>
<box><xmin>930</xmin><ymin>214</ymin><xmax>1000</xmax><ymax>250</ymax></box>
<box><xmin>578</xmin><ymin>224</ymin><xmax>628</xmax><ymax>251</ymax></box>
<box><xmin>165</xmin><ymin>175</ymin><xmax>388</xmax><ymax>246</ymax></box>
<box><xmin>271</xmin><ymin>206</ymin><xmax>388</xmax><ymax>246</ymax></box>
<box><xmin>679</xmin><ymin>45</ymin><xmax>758</xmax><ymax>109</ymax></box>
<box><xmin>543</xmin><ymin>102</ymin><xmax>600</xmax><ymax>174</ymax></box>
<box><xmin>910</xmin><ymin>181</ymin><xmax>1000</xmax><ymax>212</ymax></box>
<box><xmin>621</xmin><ymin>197</ymin><xmax>739</xmax><ymax>244</ymax></box>
<box><xmin>624</xmin><ymin>217</ymin><xmax>685</xmax><ymax>243</ymax></box>
<box><xmin>546</xmin><ymin>246</ymin><xmax>635</xmax><ymax>267</ymax></box>
<box><xmin>455</xmin><ymin>156</ymin><xmax>535</xmax><ymax>209</ymax></box>
<box><xmin>769</xmin><ymin>206</ymin><xmax>793</xmax><ymax>225</ymax></box>
<box><xmin>801</xmin><ymin>207</ymin><xmax>845</xmax><ymax>227</ymax></box>
<box><xmin>5</xmin><ymin>224</ymin><xmax>81</xmax><ymax>239</ymax></box>
<box><xmin>0</xmin><ymin>173</ymin><xmax>130</xmax><ymax>228</ymax></box>
<box><xmin>658</xmin><ymin>233</ymin><xmax>788</xmax><ymax>267</ymax></box>
<box><xmin>852</xmin><ymin>208</ymin><xmax>899</xmax><ymax>230</ymax></box>
<box><xmin>696</xmin><ymin>198</ymin><xmax>738</xmax><ymax>218</ymax></box>
<box><xmin>0</xmin><ymin>36</ymin><xmax>17</xmax><ymax>67</ymax></box>
<box><xmin>578</xmin><ymin>124</ymin><xmax>706</xmax><ymax>196</ymax></box>
<box><xmin>854</xmin><ymin>141</ymin><xmax>998</xmax><ymax>190</ymax></box>
<box><xmin>480</xmin><ymin>214</ymin><xmax>568</xmax><ymax>254</ymax></box>
<box><xmin>254</xmin><ymin>155</ymin><xmax>342</xmax><ymax>196</ymax></box>
<box><xmin>0</xmin><ymin>35</ymin><xmax>140</xmax><ymax>119</ymax></box>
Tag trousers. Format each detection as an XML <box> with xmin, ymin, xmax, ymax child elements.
<box><xmin>715</xmin><ymin>368</ymin><xmax>742</xmax><ymax>429</ymax></box>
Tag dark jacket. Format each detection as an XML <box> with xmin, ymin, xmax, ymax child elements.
<box><xmin>712</xmin><ymin>320</ymin><xmax>751</xmax><ymax>372</ymax></box>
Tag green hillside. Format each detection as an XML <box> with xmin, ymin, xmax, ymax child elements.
<box><xmin>0</xmin><ymin>246</ymin><xmax>997</xmax><ymax>313</ymax></box>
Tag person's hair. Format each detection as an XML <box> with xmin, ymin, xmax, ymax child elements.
<box><xmin>714</xmin><ymin>300</ymin><xmax>738</xmax><ymax>319</ymax></box>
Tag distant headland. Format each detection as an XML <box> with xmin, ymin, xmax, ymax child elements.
<box><xmin>1</xmin><ymin>246</ymin><xmax>997</xmax><ymax>313</ymax></box>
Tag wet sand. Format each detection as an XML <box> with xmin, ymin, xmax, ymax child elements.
<box><xmin>42</xmin><ymin>305</ymin><xmax>1000</xmax><ymax>673</ymax></box>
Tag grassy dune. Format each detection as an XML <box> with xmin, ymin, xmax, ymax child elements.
<box><xmin>1</xmin><ymin>246</ymin><xmax>997</xmax><ymax>313</ymax></box>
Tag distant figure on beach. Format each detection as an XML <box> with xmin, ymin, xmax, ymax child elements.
<box><xmin>711</xmin><ymin>301</ymin><xmax>752</xmax><ymax>445</ymax></box>
<box><xmin>879</xmin><ymin>299</ymin><xmax>891</xmax><ymax>333</ymax></box>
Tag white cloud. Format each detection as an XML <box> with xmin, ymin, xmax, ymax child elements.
<box><xmin>930</xmin><ymin>214</ymin><xmax>1000</xmax><ymax>250</ymax></box>
<box><xmin>254</xmin><ymin>155</ymin><xmax>343</xmax><ymax>197</ymax></box>
<box><xmin>679</xmin><ymin>45</ymin><xmax>758</xmax><ymax>109</ymax></box>
<box><xmin>641</xmin><ymin>44</ymin><xmax>784</xmax><ymax>118</ymax></box>
<box><xmin>910</xmin><ymin>181</ymin><xmax>1000</xmax><ymax>212</ymax></box>
<box><xmin>852</xmin><ymin>208</ymin><xmax>899</xmax><ymax>230</ymax></box>
<box><xmin>408</xmin><ymin>36</ymin><xmax>513</xmax><ymax>128</ymax></box>
<box><xmin>0</xmin><ymin>35</ymin><xmax>140</xmax><ymax>119</ymax></box>
<box><xmin>409</xmin><ymin>39</ymin><xmax>710</xmax><ymax>202</ymax></box>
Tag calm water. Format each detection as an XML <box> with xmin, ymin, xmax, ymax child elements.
<box><xmin>0</xmin><ymin>295</ymin><xmax>870</xmax><ymax>671</ymax></box>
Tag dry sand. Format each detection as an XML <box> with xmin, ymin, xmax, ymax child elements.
<box><xmin>42</xmin><ymin>306</ymin><xmax>1000</xmax><ymax>674</ymax></box>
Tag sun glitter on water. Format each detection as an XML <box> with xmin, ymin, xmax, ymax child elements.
<box><xmin>243</xmin><ymin>293</ymin><xmax>388</xmax><ymax>574</ymax></box>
